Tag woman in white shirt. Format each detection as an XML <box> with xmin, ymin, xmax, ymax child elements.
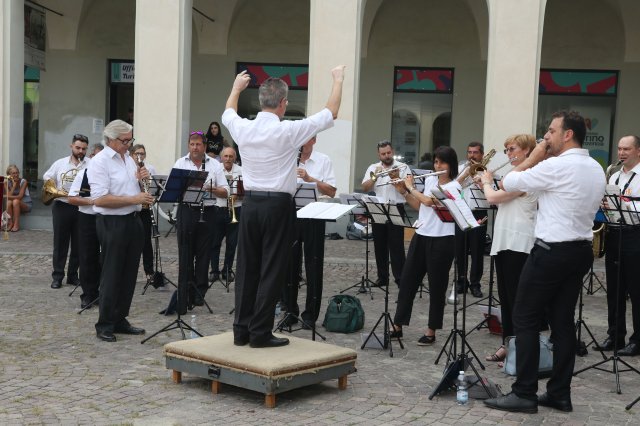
<box><xmin>477</xmin><ymin>134</ymin><xmax>537</xmax><ymax>363</ymax></box>
<box><xmin>390</xmin><ymin>146</ymin><xmax>460</xmax><ymax>345</ymax></box>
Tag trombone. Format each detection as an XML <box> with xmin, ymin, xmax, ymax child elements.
<box><xmin>462</xmin><ymin>156</ymin><xmax>518</xmax><ymax>189</ymax></box>
<box><xmin>369</xmin><ymin>164</ymin><xmax>407</xmax><ymax>182</ymax></box>
<box><xmin>376</xmin><ymin>170</ymin><xmax>446</xmax><ymax>187</ymax></box>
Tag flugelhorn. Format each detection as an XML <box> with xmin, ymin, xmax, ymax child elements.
<box><xmin>376</xmin><ymin>170</ymin><xmax>446</xmax><ymax>187</ymax></box>
<box><xmin>370</xmin><ymin>164</ymin><xmax>407</xmax><ymax>182</ymax></box>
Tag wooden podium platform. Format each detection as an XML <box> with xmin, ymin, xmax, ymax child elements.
<box><xmin>164</xmin><ymin>332</ymin><xmax>357</xmax><ymax>408</ymax></box>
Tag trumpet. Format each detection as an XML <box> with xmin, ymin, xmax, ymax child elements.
<box><xmin>228</xmin><ymin>194</ymin><xmax>238</xmax><ymax>224</ymax></box>
<box><xmin>376</xmin><ymin>170</ymin><xmax>446</xmax><ymax>187</ymax></box>
<box><xmin>370</xmin><ymin>164</ymin><xmax>407</xmax><ymax>182</ymax></box>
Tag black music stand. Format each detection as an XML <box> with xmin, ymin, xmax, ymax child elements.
<box><xmin>339</xmin><ymin>193</ymin><xmax>378</xmax><ymax>298</ymax></box>
<box><xmin>584</xmin><ymin>214</ymin><xmax>607</xmax><ymax>295</ymax></box>
<box><xmin>428</xmin><ymin>191</ymin><xmax>494</xmax><ymax>399</ymax></box>
<box><xmin>574</xmin><ymin>191</ymin><xmax>640</xmax><ymax>395</ymax></box>
<box><xmin>141</xmin><ymin>168</ymin><xmax>209</xmax><ymax>343</ymax></box>
<box><xmin>359</xmin><ymin>198</ymin><xmax>412</xmax><ymax>357</ymax></box>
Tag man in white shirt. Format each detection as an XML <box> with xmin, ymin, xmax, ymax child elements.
<box><xmin>88</xmin><ymin>120</ymin><xmax>155</xmax><ymax>342</ymax></box>
<box><xmin>173</xmin><ymin>133</ymin><xmax>229</xmax><ymax>309</ymax></box>
<box><xmin>210</xmin><ymin>146</ymin><xmax>242</xmax><ymax>283</ymax></box>
<box><xmin>281</xmin><ymin>136</ymin><xmax>337</xmax><ymax>329</ymax></box>
<box><xmin>222</xmin><ymin>65</ymin><xmax>344</xmax><ymax>348</ymax></box>
<box><xmin>68</xmin><ymin>169</ymin><xmax>100</xmax><ymax>310</ymax></box>
<box><xmin>455</xmin><ymin>141</ymin><xmax>487</xmax><ymax>298</ymax></box>
<box><xmin>43</xmin><ymin>134</ymin><xmax>89</xmax><ymax>289</ymax></box>
<box><xmin>361</xmin><ymin>141</ymin><xmax>408</xmax><ymax>287</ymax></box>
<box><xmin>598</xmin><ymin>135</ymin><xmax>640</xmax><ymax>356</ymax></box>
<box><xmin>484</xmin><ymin>111</ymin><xmax>605</xmax><ymax>413</ymax></box>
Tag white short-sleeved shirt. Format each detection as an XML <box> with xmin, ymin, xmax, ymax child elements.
<box><xmin>490</xmin><ymin>192</ymin><xmax>538</xmax><ymax>255</ymax></box>
<box><xmin>87</xmin><ymin>146</ymin><xmax>141</xmax><ymax>216</ymax></box>
<box><xmin>217</xmin><ymin>163</ymin><xmax>243</xmax><ymax>208</ymax></box>
<box><xmin>502</xmin><ymin>148</ymin><xmax>605</xmax><ymax>242</ymax></box>
<box><xmin>222</xmin><ymin>108</ymin><xmax>334</xmax><ymax>195</ymax></box>
<box><xmin>415</xmin><ymin>176</ymin><xmax>460</xmax><ymax>237</ymax></box>
<box><xmin>362</xmin><ymin>160</ymin><xmax>408</xmax><ymax>204</ymax></box>
<box><xmin>173</xmin><ymin>155</ymin><xmax>229</xmax><ymax>207</ymax></box>
<box><xmin>298</xmin><ymin>150</ymin><xmax>336</xmax><ymax>198</ymax></box>
<box><xmin>43</xmin><ymin>156</ymin><xmax>90</xmax><ymax>204</ymax></box>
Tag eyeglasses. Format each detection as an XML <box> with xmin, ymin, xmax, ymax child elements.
<box><xmin>117</xmin><ymin>137</ymin><xmax>135</xmax><ymax>145</ymax></box>
<box><xmin>133</xmin><ymin>151</ymin><xmax>146</xmax><ymax>156</ymax></box>
<box><xmin>73</xmin><ymin>134</ymin><xmax>89</xmax><ymax>143</ymax></box>
<box><xmin>503</xmin><ymin>147</ymin><xmax>517</xmax><ymax>154</ymax></box>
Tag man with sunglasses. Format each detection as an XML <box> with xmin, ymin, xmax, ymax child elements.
<box><xmin>173</xmin><ymin>132</ymin><xmax>229</xmax><ymax>309</ymax></box>
<box><xmin>222</xmin><ymin>65</ymin><xmax>345</xmax><ymax>348</ymax></box>
<box><xmin>88</xmin><ymin>120</ymin><xmax>155</xmax><ymax>342</ymax></box>
<box><xmin>361</xmin><ymin>140</ymin><xmax>408</xmax><ymax>288</ymax></box>
<box><xmin>43</xmin><ymin>133</ymin><xmax>90</xmax><ymax>289</ymax></box>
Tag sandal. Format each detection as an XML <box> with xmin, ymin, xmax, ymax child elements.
<box><xmin>485</xmin><ymin>345</ymin><xmax>506</xmax><ymax>362</ymax></box>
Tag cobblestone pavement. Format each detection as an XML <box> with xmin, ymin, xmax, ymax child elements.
<box><xmin>1</xmin><ymin>230</ymin><xmax>639</xmax><ymax>425</ymax></box>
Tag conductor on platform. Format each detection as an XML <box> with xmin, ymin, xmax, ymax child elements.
<box><xmin>222</xmin><ymin>66</ymin><xmax>345</xmax><ymax>348</ymax></box>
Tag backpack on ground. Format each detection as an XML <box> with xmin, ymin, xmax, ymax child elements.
<box><xmin>322</xmin><ymin>294</ymin><xmax>365</xmax><ymax>333</ymax></box>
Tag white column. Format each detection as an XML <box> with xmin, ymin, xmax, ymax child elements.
<box><xmin>307</xmin><ymin>0</ymin><xmax>363</xmax><ymax>193</ymax></box>
<box><xmin>483</xmin><ymin>0</ymin><xmax>546</xmax><ymax>152</ymax></box>
<box><xmin>134</xmin><ymin>0</ymin><xmax>192</xmax><ymax>174</ymax></box>
<box><xmin>1</xmin><ymin>0</ymin><xmax>24</xmax><ymax>171</ymax></box>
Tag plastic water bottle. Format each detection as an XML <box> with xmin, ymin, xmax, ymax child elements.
<box><xmin>190</xmin><ymin>314</ymin><xmax>197</xmax><ymax>339</ymax></box>
<box><xmin>456</xmin><ymin>371</ymin><xmax>468</xmax><ymax>405</ymax></box>
<box><xmin>274</xmin><ymin>302</ymin><xmax>281</xmax><ymax>317</ymax></box>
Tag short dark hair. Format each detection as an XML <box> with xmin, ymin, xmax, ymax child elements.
<box><xmin>434</xmin><ymin>146</ymin><xmax>458</xmax><ymax>180</ymax></box>
<box><xmin>551</xmin><ymin>110</ymin><xmax>586</xmax><ymax>146</ymax></box>
<box><xmin>377</xmin><ymin>140</ymin><xmax>392</xmax><ymax>150</ymax></box>
<box><xmin>468</xmin><ymin>141</ymin><xmax>483</xmax><ymax>153</ymax></box>
<box><xmin>72</xmin><ymin>134</ymin><xmax>89</xmax><ymax>144</ymax></box>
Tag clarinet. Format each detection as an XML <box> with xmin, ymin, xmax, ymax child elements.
<box><xmin>137</xmin><ymin>154</ymin><xmax>159</xmax><ymax>237</ymax></box>
<box><xmin>297</xmin><ymin>146</ymin><xmax>303</xmax><ymax>167</ymax></box>
<box><xmin>198</xmin><ymin>157</ymin><xmax>207</xmax><ymax>223</ymax></box>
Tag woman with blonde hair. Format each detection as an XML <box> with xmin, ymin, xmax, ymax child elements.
<box><xmin>4</xmin><ymin>164</ymin><xmax>32</xmax><ymax>232</ymax></box>
<box><xmin>477</xmin><ymin>134</ymin><xmax>538</xmax><ymax>363</ymax></box>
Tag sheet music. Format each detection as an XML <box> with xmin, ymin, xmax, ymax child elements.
<box><xmin>604</xmin><ymin>185</ymin><xmax>622</xmax><ymax>224</ymax></box>
<box><xmin>463</xmin><ymin>185</ymin><xmax>490</xmax><ymax>209</ymax></box>
<box><xmin>297</xmin><ymin>202</ymin><xmax>356</xmax><ymax>220</ymax></box>
<box><xmin>364</xmin><ymin>202</ymin><xmax>389</xmax><ymax>224</ymax></box>
<box><xmin>431</xmin><ymin>184</ymin><xmax>479</xmax><ymax>229</ymax></box>
<box><xmin>294</xmin><ymin>182</ymin><xmax>318</xmax><ymax>208</ymax></box>
<box><xmin>387</xmin><ymin>204</ymin><xmax>413</xmax><ymax>227</ymax></box>
<box><xmin>339</xmin><ymin>193</ymin><xmax>365</xmax><ymax>215</ymax></box>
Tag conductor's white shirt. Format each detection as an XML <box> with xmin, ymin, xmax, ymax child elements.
<box><xmin>87</xmin><ymin>146</ymin><xmax>141</xmax><ymax>216</ymax></box>
<box><xmin>502</xmin><ymin>148</ymin><xmax>605</xmax><ymax>243</ymax></box>
<box><xmin>173</xmin><ymin>155</ymin><xmax>229</xmax><ymax>207</ymax></box>
<box><xmin>362</xmin><ymin>160</ymin><xmax>408</xmax><ymax>204</ymax></box>
<box><xmin>222</xmin><ymin>108</ymin><xmax>334</xmax><ymax>195</ymax></box>
<box><xmin>43</xmin><ymin>155</ymin><xmax>90</xmax><ymax>204</ymax></box>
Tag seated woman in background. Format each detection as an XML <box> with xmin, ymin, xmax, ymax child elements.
<box><xmin>475</xmin><ymin>134</ymin><xmax>537</xmax><ymax>363</ymax></box>
<box><xmin>390</xmin><ymin>146</ymin><xmax>459</xmax><ymax>345</ymax></box>
<box><xmin>4</xmin><ymin>164</ymin><xmax>32</xmax><ymax>232</ymax></box>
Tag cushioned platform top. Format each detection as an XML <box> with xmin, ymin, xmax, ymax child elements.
<box><xmin>164</xmin><ymin>332</ymin><xmax>357</xmax><ymax>378</ymax></box>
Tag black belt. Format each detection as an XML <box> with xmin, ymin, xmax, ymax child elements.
<box><xmin>245</xmin><ymin>190</ymin><xmax>290</xmax><ymax>199</ymax></box>
<box><xmin>534</xmin><ymin>238</ymin><xmax>590</xmax><ymax>251</ymax></box>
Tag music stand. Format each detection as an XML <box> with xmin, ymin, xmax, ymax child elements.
<box><xmin>574</xmin><ymin>189</ymin><xmax>640</xmax><ymax>395</ymax></box>
<box><xmin>339</xmin><ymin>193</ymin><xmax>377</xmax><ymax>298</ymax></box>
<box><xmin>141</xmin><ymin>168</ymin><xmax>209</xmax><ymax>343</ymax></box>
<box><xmin>428</xmin><ymin>188</ymin><xmax>494</xmax><ymax>399</ymax></box>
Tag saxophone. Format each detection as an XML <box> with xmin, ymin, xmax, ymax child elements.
<box><xmin>593</xmin><ymin>160</ymin><xmax>622</xmax><ymax>258</ymax></box>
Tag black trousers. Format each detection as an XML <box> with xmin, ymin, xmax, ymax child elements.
<box><xmin>604</xmin><ymin>227</ymin><xmax>640</xmax><ymax>344</ymax></box>
<box><xmin>210</xmin><ymin>206</ymin><xmax>241</xmax><ymax>274</ymax></box>
<box><xmin>455</xmin><ymin>209</ymin><xmax>487</xmax><ymax>289</ymax></box>
<box><xmin>51</xmin><ymin>201</ymin><xmax>79</xmax><ymax>282</ymax></box>
<box><xmin>140</xmin><ymin>208</ymin><xmax>154</xmax><ymax>275</ymax></box>
<box><xmin>234</xmin><ymin>194</ymin><xmax>295</xmax><ymax>344</ymax></box>
<box><xmin>511</xmin><ymin>240</ymin><xmax>592</xmax><ymax>401</ymax></box>
<box><xmin>282</xmin><ymin>218</ymin><xmax>326</xmax><ymax>323</ymax></box>
<box><xmin>394</xmin><ymin>234</ymin><xmax>454</xmax><ymax>330</ymax></box>
<box><xmin>494</xmin><ymin>250</ymin><xmax>529</xmax><ymax>342</ymax></box>
<box><xmin>372</xmin><ymin>216</ymin><xmax>406</xmax><ymax>283</ymax></box>
<box><xmin>176</xmin><ymin>205</ymin><xmax>216</xmax><ymax>313</ymax></box>
<box><xmin>94</xmin><ymin>213</ymin><xmax>144</xmax><ymax>334</ymax></box>
<box><xmin>78</xmin><ymin>212</ymin><xmax>101</xmax><ymax>303</ymax></box>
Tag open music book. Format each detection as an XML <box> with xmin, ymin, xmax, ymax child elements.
<box><xmin>431</xmin><ymin>185</ymin><xmax>480</xmax><ymax>230</ymax></box>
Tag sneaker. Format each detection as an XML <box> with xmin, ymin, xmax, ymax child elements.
<box><xmin>417</xmin><ymin>335</ymin><xmax>436</xmax><ymax>346</ymax></box>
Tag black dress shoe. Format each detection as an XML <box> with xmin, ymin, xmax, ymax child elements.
<box><xmin>51</xmin><ymin>280</ymin><xmax>62</xmax><ymax>289</ymax></box>
<box><xmin>114</xmin><ymin>325</ymin><xmax>146</xmax><ymax>335</ymax></box>
<box><xmin>484</xmin><ymin>392</ymin><xmax>538</xmax><ymax>413</ymax></box>
<box><xmin>538</xmin><ymin>392</ymin><xmax>572</xmax><ymax>412</ymax></box>
<box><xmin>597</xmin><ymin>336</ymin><xmax>625</xmax><ymax>351</ymax></box>
<box><xmin>470</xmin><ymin>287</ymin><xmax>483</xmax><ymax>298</ymax></box>
<box><xmin>618</xmin><ymin>342</ymin><xmax>640</xmax><ymax>356</ymax></box>
<box><xmin>67</xmin><ymin>277</ymin><xmax>80</xmax><ymax>286</ymax></box>
<box><xmin>373</xmin><ymin>278</ymin><xmax>389</xmax><ymax>288</ymax></box>
<box><xmin>97</xmin><ymin>331</ymin><xmax>117</xmax><ymax>342</ymax></box>
<box><xmin>193</xmin><ymin>298</ymin><xmax>205</xmax><ymax>307</ymax></box>
<box><xmin>250</xmin><ymin>336</ymin><xmax>290</xmax><ymax>348</ymax></box>
<box><xmin>234</xmin><ymin>336</ymin><xmax>249</xmax><ymax>346</ymax></box>
<box><xmin>389</xmin><ymin>328</ymin><xmax>403</xmax><ymax>338</ymax></box>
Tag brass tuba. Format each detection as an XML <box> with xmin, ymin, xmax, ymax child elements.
<box><xmin>41</xmin><ymin>169</ymin><xmax>77</xmax><ymax>205</ymax></box>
